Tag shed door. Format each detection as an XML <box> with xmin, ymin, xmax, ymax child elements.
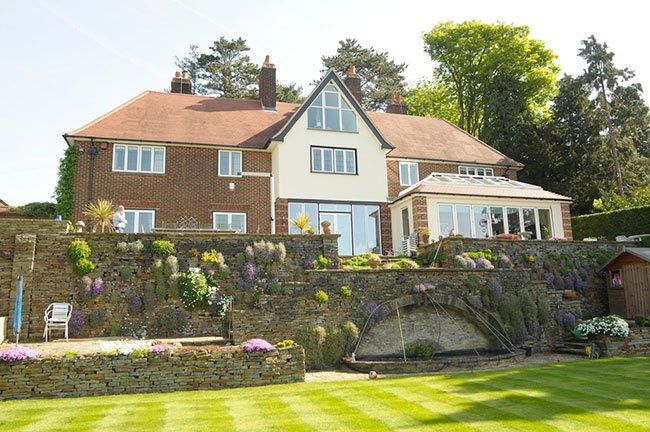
<box><xmin>623</xmin><ymin>264</ymin><xmax>650</xmax><ymax>318</ymax></box>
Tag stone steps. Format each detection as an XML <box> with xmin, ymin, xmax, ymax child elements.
<box><xmin>554</xmin><ymin>336</ymin><xmax>588</xmax><ymax>356</ymax></box>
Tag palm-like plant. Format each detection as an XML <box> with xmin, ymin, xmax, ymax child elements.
<box><xmin>83</xmin><ymin>199</ymin><xmax>116</xmax><ymax>233</ymax></box>
<box><xmin>290</xmin><ymin>211</ymin><xmax>312</xmax><ymax>234</ymax></box>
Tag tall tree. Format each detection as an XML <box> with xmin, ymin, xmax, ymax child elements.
<box><xmin>276</xmin><ymin>82</ymin><xmax>305</xmax><ymax>104</ymax></box>
<box><xmin>319</xmin><ymin>39</ymin><xmax>407</xmax><ymax>111</ymax></box>
<box><xmin>422</xmin><ymin>21</ymin><xmax>559</xmax><ymax>136</ymax></box>
<box><xmin>175</xmin><ymin>44</ymin><xmax>203</xmax><ymax>95</ymax></box>
<box><xmin>198</xmin><ymin>37</ymin><xmax>259</xmax><ymax>99</ymax></box>
<box><xmin>404</xmin><ymin>79</ymin><xmax>459</xmax><ymax>124</ymax></box>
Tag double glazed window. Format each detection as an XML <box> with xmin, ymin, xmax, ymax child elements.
<box><xmin>307</xmin><ymin>83</ymin><xmax>357</xmax><ymax>132</ymax></box>
<box><xmin>113</xmin><ymin>145</ymin><xmax>165</xmax><ymax>173</ymax></box>
<box><xmin>312</xmin><ymin>147</ymin><xmax>356</xmax><ymax>174</ymax></box>
<box><xmin>459</xmin><ymin>166</ymin><xmax>494</xmax><ymax>177</ymax></box>
<box><xmin>124</xmin><ymin>209</ymin><xmax>155</xmax><ymax>233</ymax></box>
<box><xmin>399</xmin><ymin>162</ymin><xmax>419</xmax><ymax>186</ymax></box>
<box><xmin>218</xmin><ymin>150</ymin><xmax>242</xmax><ymax>177</ymax></box>
<box><xmin>213</xmin><ymin>212</ymin><xmax>246</xmax><ymax>233</ymax></box>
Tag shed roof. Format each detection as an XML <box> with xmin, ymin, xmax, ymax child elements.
<box><xmin>599</xmin><ymin>247</ymin><xmax>650</xmax><ymax>271</ymax></box>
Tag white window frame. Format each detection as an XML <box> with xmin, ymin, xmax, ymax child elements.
<box><xmin>459</xmin><ymin>165</ymin><xmax>494</xmax><ymax>177</ymax></box>
<box><xmin>307</xmin><ymin>82</ymin><xmax>357</xmax><ymax>132</ymax></box>
<box><xmin>218</xmin><ymin>150</ymin><xmax>242</xmax><ymax>177</ymax></box>
<box><xmin>124</xmin><ymin>209</ymin><xmax>156</xmax><ymax>234</ymax></box>
<box><xmin>399</xmin><ymin>162</ymin><xmax>419</xmax><ymax>186</ymax></box>
<box><xmin>112</xmin><ymin>144</ymin><xmax>165</xmax><ymax>174</ymax></box>
<box><xmin>311</xmin><ymin>147</ymin><xmax>357</xmax><ymax>174</ymax></box>
<box><xmin>212</xmin><ymin>212</ymin><xmax>247</xmax><ymax>233</ymax></box>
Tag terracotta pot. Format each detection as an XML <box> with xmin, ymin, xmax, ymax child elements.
<box><xmin>323</xmin><ymin>226</ymin><xmax>332</xmax><ymax>235</ymax></box>
<box><xmin>368</xmin><ymin>257</ymin><xmax>381</xmax><ymax>268</ymax></box>
<box><xmin>563</xmin><ymin>290</ymin><xmax>577</xmax><ymax>299</ymax></box>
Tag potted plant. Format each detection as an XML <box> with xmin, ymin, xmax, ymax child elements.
<box><xmin>367</xmin><ymin>253</ymin><xmax>382</xmax><ymax>268</ymax></box>
<box><xmin>321</xmin><ymin>220</ymin><xmax>332</xmax><ymax>235</ymax></box>
<box><xmin>420</xmin><ymin>227</ymin><xmax>430</xmax><ymax>244</ymax></box>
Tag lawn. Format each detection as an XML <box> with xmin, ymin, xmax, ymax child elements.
<box><xmin>1</xmin><ymin>356</ymin><xmax>650</xmax><ymax>431</ymax></box>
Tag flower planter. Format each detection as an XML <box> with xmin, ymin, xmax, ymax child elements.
<box><xmin>368</xmin><ymin>258</ymin><xmax>381</xmax><ymax>269</ymax></box>
<box><xmin>563</xmin><ymin>290</ymin><xmax>577</xmax><ymax>299</ymax></box>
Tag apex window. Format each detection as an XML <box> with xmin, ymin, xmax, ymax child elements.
<box><xmin>218</xmin><ymin>150</ymin><xmax>242</xmax><ymax>177</ymax></box>
<box><xmin>113</xmin><ymin>145</ymin><xmax>165</xmax><ymax>173</ymax></box>
<box><xmin>399</xmin><ymin>162</ymin><xmax>419</xmax><ymax>186</ymax></box>
<box><xmin>307</xmin><ymin>82</ymin><xmax>357</xmax><ymax>132</ymax></box>
<box><xmin>311</xmin><ymin>147</ymin><xmax>357</xmax><ymax>174</ymax></box>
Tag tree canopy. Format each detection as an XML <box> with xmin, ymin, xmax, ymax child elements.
<box><xmin>422</xmin><ymin>21</ymin><xmax>559</xmax><ymax>136</ymax></box>
<box><xmin>319</xmin><ymin>39</ymin><xmax>407</xmax><ymax>111</ymax></box>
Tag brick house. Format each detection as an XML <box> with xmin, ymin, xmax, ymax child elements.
<box><xmin>64</xmin><ymin>58</ymin><xmax>572</xmax><ymax>255</ymax></box>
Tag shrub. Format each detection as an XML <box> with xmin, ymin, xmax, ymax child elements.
<box><xmin>518</xmin><ymin>289</ymin><xmax>538</xmax><ymax>334</ymax></box>
<box><xmin>295</xmin><ymin>325</ymin><xmax>327</xmax><ymax>369</ymax></box>
<box><xmin>497</xmin><ymin>254</ymin><xmax>513</xmax><ymax>269</ymax></box>
<box><xmin>164</xmin><ymin>255</ymin><xmax>178</xmax><ymax>277</ymax></box>
<box><xmin>276</xmin><ymin>339</ymin><xmax>296</xmax><ymax>348</ymax></box>
<box><xmin>129</xmin><ymin>240</ymin><xmax>144</xmax><ymax>253</ymax></box>
<box><xmin>201</xmin><ymin>249</ymin><xmax>225</xmax><ymax>265</ymax></box>
<box><xmin>475</xmin><ymin>256</ymin><xmax>494</xmax><ymax>270</ymax></box>
<box><xmin>67</xmin><ymin>240</ymin><xmax>91</xmax><ymax>261</ymax></box>
<box><xmin>70</xmin><ymin>310</ymin><xmax>86</xmax><ymax>336</ymax></box>
<box><xmin>177</xmin><ymin>270</ymin><xmax>212</xmax><ymax>308</ymax></box>
<box><xmin>88</xmin><ymin>308</ymin><xmax>106</xmax><ymax>327</ymax></box>
<box><xmin>155</xmin><ymin>307</ymin><xmax>188</xmax><ymax>336</ymax></box>
<box><xmin>572</xmin><ymin>205</ymin><xmax>650</xmax><ymax>240</ymax></box>
<box><xmin>312</xmin><ymin>255</ymin><xmax>331</xmax><ymax>270</ymax></box>
<box><xmin>465</xmin><ymin>249</ymin><xmax>497</xmax><ymax>263</ymax></box>
<box><xmin>242</xmin><ymin>338</ymin><xmax>274</xmax><ymax>353</ymax></box>
<box><xmin>576</xmin><ymin>315</ymin><xmax>630</xmax><ymax>338</ymax></box>
<box><xmin>73</xmin><ymin>258</ymin><xmax>95</xmax><ymax>275</ymax></box>
<box><xmin>314</xmin><ymin>290</ymin><xmax>329</xmax><ymax>304</ymax></box>
<box><xmin>188</xmin><ymin>247</ymin><xmax>199</xmax><ymax>258</ymax></box>
<box><xmin>561</xmin><ymin>311</ymin><xmax>577</xmax><ymax>331</ymax></box>
<box><xmin>296</xmin><ymin>322</ymin><xmax>357</xmax><ymax>369</ymax></box>
<box><xmin>634</xmin><ymin>314</ymin><xmax>646</xmax><ymax>327</ymax></box>
<box><xmin>130</xmin><ymin>348</ymin><xmax>149</xmax><ymax>358</ymax></box>
<box><xmin>0</xmin><ymin>346</ymin><xmax>41</xmax><ymax>362</ymax></box>
<box><xmin>405</xmin><ymin>343</ymin><xmax>433</xmax><ymax>360</ymax></box>
<box><xmin>116</xmin><ymin>241</ymin><xmax>129</xmax><ymax>253</ymax></box>
<box><xmin>390</xmin><ymin>258</ymin><xmax>419</xmax><ymax>269</ymax></box>
<box><xmin>341</xmin><ymin>253</ymin><xmax>381</xmax><ymax>270</ymax></box>
<box><xmin>120</xmin><ymin>264</ymin><xmax>133</xmax><ymax>279</ymax></box>
<box><xmin>151</xmin><ymin>240</ymin><xmax>175</xmax><ymax>256</ymax></box>
<box><xmin>236</xmin><ymin>240</ymin><xmax>286</xmax><ymax>292</ymax></box>
<box><xmin>127</xmin><ymin>289</ymin><xmax>143</xmax><ymax>315</ymax></box>
<box><xmin>339</xmin><ymin>284</ymin><xmax>352</xmax><ymax>297</ymax></box>
<box><xmin>83</xmin><ymin>199</ymin><xmax>115</xmax><ymax>233</ymax></box>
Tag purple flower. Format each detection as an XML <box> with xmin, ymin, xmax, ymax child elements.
<box><xmin>475</xmin><ymin>257</ymin><xmax>494</xmax><ymax>270</ymax></box>
<box><xmin>302</xmin><ymin>257</ymin><xmax>314</xmax><ymax>270</ymax></box>
<box><xmin>580</xmin><ymin>265</ymin><xmax>590</xmax><ymax>277</ymax></box>
<box><xmin>129</xmin><ymin>295</ymin><xmax>142</xmax><ymax>314</ymax></box>
<box><xmin>562</xmin><ymin>312</ymin><xmax>577</xmax><ymax>331</ymax></box>
<box><xmin>242</xmin><ymin>262</ymin><xmax>257</xmax><ymax>288</ymax></box>
<box><xmin>0</xmin><ymin>250</ymin><xmax>12</xmax><ymax>259</ymax></box>
<box><xmin>149</xmin><ymin>344</ymin><xmax>173</xmax><ymax>354</ymax></box>
<box><xmin>543</xmin><ymin>272</ymin><xmax>555</xmax><ymax>285</ymax></box>
<box><xmin>465</xmin><ymin>257</ymin><xmax>477</xmax><ymax>269</ymax></box>
<box><xmin>0</xmin><ymin>346</ymin><xmax>41</xmax><ymax>362</ymax></box>
<box><xmin>575</xmin><ymin>275</ymin><xmax>586</xmax><ymax>292</ymax></box>
<box><xmin>245</xmin><ymin>246</ymin><xmax>255</xmax><ymax>261</ymax></box>
<box><xmin>91</xmin><ymin>278</ymin><xmax>104</xmax><ymax>296</ymax></box>
<box><xmin>70</xmin><ymin>310</ymin><xmax>85</xmax><ymax>336</ymax></box>
<box><xmin>242</xmin><ymin>338</ymin><xmax>274</xmax><ymax>353</ymax></box>
<box><xmin>413</xmin><ymin>283</ymin><xmax>434</xmax><ymax>293</ymax></box>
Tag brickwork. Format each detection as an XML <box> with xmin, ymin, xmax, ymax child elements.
<box><xmin>379</xmin><ymin>203</ymin><xmax>392</xmax><ymax>254</ymax></box>
<box><xmin>0</xmin><ymin>346</ymin><xmax>305</xmax><ymax>401</ymax></box>
<box><xmin>561</xmin><ymin>203</ymin><xmax>573</xmax><ymax>240</ymax></box>
<box><xmin>274</xmin><ymin>198</ymin><xmax>289</xmax><ymax>234</ymax></box>
<box><xmin>412</xmin><ymin>196</ymin><xmax>429</xmax><ymax>243</ymax></box>
<box><xmin>72</xmin><ymin>141</ymin><xmax>273</xmax><ymax>233</ymax></box>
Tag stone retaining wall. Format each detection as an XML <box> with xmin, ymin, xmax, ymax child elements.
<box><xmin>0</xmin><ymin>346</ymin><xmax>305</xmax><ymax>401</ymax></box>
<box><xmin>591</xmin><ymin>327</ymin><xmax>650</xmax><ymax>357</ymax></box>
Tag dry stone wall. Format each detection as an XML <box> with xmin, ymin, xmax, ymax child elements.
<box><xmin>0</xmin><ymin>346</ymin><xmax>305</xmax><ymax>401</ymax></box>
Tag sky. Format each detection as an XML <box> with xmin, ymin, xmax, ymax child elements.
<box><xmin>1</xmin><ymin>0</ymin><xmax>648</xmax><ymax>206</ymax></box>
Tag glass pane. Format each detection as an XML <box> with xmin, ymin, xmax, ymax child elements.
<box><xmin>114</xmin><ymin>146</ymin><xmax>125</xmax><ymax>170</ymax></box>
<box><xmin>127</xmin><ymin>146</ymin><xmax>138</xmax><ymax>171</ymax></box>
<box><xmin>219</xmin><ymin>151</ymin><xmax>230</xmax><ymax>175</ymax></box>
<box><xmin>214</xmin><ymin>214</ymin><xmax>229</xmax><ymax>230</ymax></box>
<box><xmin>477</xmin><ymin>168</ymin><xmax>485</xmax><ymax>176</ymax></box>
<box><xmin>307</xmin><ymin>107</ymin><xmax>323</xmax><ymax>128</ymax></box>
<box><xmin>323</xmin><ymin>149</ymin><xmax>333</xmax><ymax>172</ymax></box>
<box><xmin>231</xmin><ymin>214</ymin><xmax>246</xmax><ymax>233</ymax></box>
<box><xmin>456</xmin><ymin>206</ymin><xmax>472</xmax><ymax>237</ymax></box>
<box><xmin>522</xmin><ymin>208</ymin><xmax>537</xmax><ymax>239</ymax></box>
<box><xmin>312</xmin><ymin>148</ymin><xmax>322</xmax><ymax>171</ymax></box>
<box><xmin>153</xmin><ymin>148</ymin><xmax>164</xmax><ymax>172</ymax></box>
<box><xmin>486</xmin><ymin>168</ymin><xmax>494</xmax><ymax>176</ymax></box>
<box><xmin>438</xmin><ymin>205</ymin><xmax>454</xmax><ymax>237</ymax></box>
<box><xmin>336</xmin><ymin>213</ymin><xmax>352</xmax><ymax>256</ymax></box>
<box><xmin>124</xmin><ymin>211</ymin><xmax>136</xmax><ymax>233</ymax></box>
<box><xmin>140</xmin><ymin>147</ymin><xmax>152</xmax><ymax>172</ymax></box>
<box><xmin>473</xmin><ymin>206</ymin><xmax>490</xmax><ymax>238</ymax></box>
<box><xmin>409</xmin><ymin>163</ymin><xmax>419</xmax><ymax>185</ymax></box>
<box><xmin>325</xmin><ymin>108</ymin><xmax>340</xmax><ymax>130</ymax></box>
<box><xmin>490</xmin><ymin>207</ymin><xmax>505</xmax><ymax>235</ymax></box>
<box><xmin>288</xmin><ymin>203</ymin><xmax>302</xmax><ymax>234</ymax></box>
<box><xmin>353</xmin><ymin>206</ymin><xmax>368</xmax><ymax>255</ymax></box>
<box><xmin>138</xmin><ymin>212</ymin><xmax>153</xmax><ymax>233</ymax></box>
<box><xmin>312</xmin><ymin>94</ymin><xmax>323</xmax><ymax>107</ymax></box>
<box><xmin>345</xmin><ymin>150</ymin><xmax>355</xmax><ymax>174</ymax></box>
<box><xmin>401</xmin><ymin>208</ymin><xmax>410</xmax><ymax>237</ymax></box>
<box><xmin>539</xmin><ymin>209</ymin><xmax>552</xmax><ymax>239</ymax></box>
<box><xmin>341</xmin><ymin>110</ymin><xmax>356</xmax><ymax>132</ymax></box>
<box><xmin>507</xmin><ymin>207</ymin><xmax>521</xmax><ymax>235</ymax></box>
<box><xmin>335</xmin><ymin>150</ymin><xmax>345</xmax><ymax>173</ymax></box>
<box><xmin>325</xmin><ymin>92</ymin><xmax>339</xmax><ymax>107</ymax></box>
<box><xmin>341</xmin><ymin>98</ymin><xmax>351</xmax><ymax>110</ymax></box>
<box><xmin>231</xmin><ymin>152</ymin><xmax>241</xmax><ymax>175</ymax></box>
<box><xmin>324</xmin><ymin>83</ymin><xmax>337</xmax><ymax>92</ymax></box>
<box><xmin>399</xmin><ymin>163</ymin><xmax>409</xmax><ymax>185</ymax></box>
<box><xmin>459</xmin><ymin>166</ymin><xmax>467</xmax><ymax>175</ymax></box>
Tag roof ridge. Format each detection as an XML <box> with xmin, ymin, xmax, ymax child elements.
<box><xmin>146</xmin><ymin>90</ymin><xmax>301</xmax><ymax>107</ymax></box>
<box><xmin>65</xmin><ymin>91</ymin><xmax>152</xmax><ymax>136</ymax></box>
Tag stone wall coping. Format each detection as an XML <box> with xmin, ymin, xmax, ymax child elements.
<box><xmin>307</xmin><ymin>268</ymin><xmax>531</xmax><ymax>274</ymax></box>
<box><xmin>432</xmin><ymin>238</ymin><xmax>634</xmax><ymax>246</ymax></box>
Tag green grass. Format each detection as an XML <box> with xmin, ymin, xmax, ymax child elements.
<box><xmin>2</xmin><ymin>356</ymin><xmax>650</xmax><ymax>431</ymax></box>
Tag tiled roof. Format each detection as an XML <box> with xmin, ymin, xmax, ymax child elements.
<box><xmin>66</xmin><ymin>91</ymin><xmax>299</xmax><ymax>148</ymax></box>
<box><xmin>396</xmin><ymin>173</ymin><xmax>571</xmax><ymax>203</ymax></box>
<box><xmin>65</xmin><ymin>91</ymin><xmax>520</xmax><ymax>167</ymax></box>
<box><xmin>599</xmin><ymin>247</ymin><xmax>650</xmax><ymax>270</ymax></box>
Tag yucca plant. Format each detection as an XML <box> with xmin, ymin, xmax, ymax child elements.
<box><xmin>290</xmin><ymin>211</ymin><xmax>312</xmax><ymax>234</ymax></box>
<box><xmin>83</xmin><ymin>199</ymin><xmax>116</xmax><ymax>233</ymax></box>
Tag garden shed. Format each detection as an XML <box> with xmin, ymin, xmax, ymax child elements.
<box><xmin>601</xmin><ymin>248</ymin><xmax>650</xmax><ymax>318</ymax></box>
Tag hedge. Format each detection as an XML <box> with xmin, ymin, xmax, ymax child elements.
<box><xmin>572</xmin><ymin>206</ymin><xmax>650</xmax><ymax>240</ymax></box>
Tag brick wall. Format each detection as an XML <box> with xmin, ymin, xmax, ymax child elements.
<box><xmin>0</xmin><ymin>346</ymin><xmax>305</xmax><ymax>401</ymax></box>
<box><xmin>561</xmin><ymin>203</ymin><xmax>573</xmax><ymax>240</ymax></box>
<box><xmin>73</xmin><ymin>140</ymin><xmax>273</xmax><ymax>233</ymax></box>
<box><xmin>386</xmin><ymin>159</ymin><xmax>516</xmax><ymax>198</ymax></box>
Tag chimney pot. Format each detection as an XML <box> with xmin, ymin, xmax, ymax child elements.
<box><xmin>181</xmin><ymin>70</ymin><xmax>188</xmax><ymax>79</ymax></box>
<box><xmin>386</xmin><ymin>93</ymin><xmax>408</xmax><ymax>114</ymax></box>
<box><xmin>260</xmin><ymin>55</ymin><xmax>277</xmax><ymax>110</ymax></box>
<box><xmin>175</xmin><ymin>71</ymin><xmax>181</xmax><ymax>78</ymax></box>
<box><xmin>346</xmin><ymin>65</ymin><xmax>359</xmax><ymax>78</ymax></box>
<box><xmin>344</xmin><ymin>64</ymin><xmax>362</xmax><ymax>105</ymax></box>
<box><xmin>171</xmin><ymin>71</ymin><xmax>193</xmax><ymax>94</ymax></box>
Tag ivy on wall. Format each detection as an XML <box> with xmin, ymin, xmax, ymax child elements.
<box><xmin>54</xmin><ymin>145</ymin><xmax>77</xmax><ymax>220</ymax></box>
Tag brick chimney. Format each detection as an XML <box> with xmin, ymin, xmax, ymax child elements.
<box><xmin>260</xmin><ymin>55</ymin><xmax>276</xmax><ymax>110</ymax></box>
<box><xmin>344</xmin><ymin>65</ymin><xmax>362</xmax><ymax>105</ymax></box>
<box><xmin>386</xmin><ymin>93</ymin><xmax>408</xmax><ymax>114</ymax></box>
<box><xmin>171</xmin><ymin>70</ymin><xmax>192</xmax><ymax>94</ymax></box>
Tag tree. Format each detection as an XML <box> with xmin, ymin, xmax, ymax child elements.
<box><xmin>404</xmin><ymin>79</ymin><xmax>459</xmax><ymax>123</ymax></box>
<box><xmin>54</xmin><ymin>145</ymin><xmax>76</xmax><ymax>220</ymax></box>
<box><xmin>422</xmin><ymin>21</ymin><xmax>559</xmax><ymax>136</ymax></box>
<box><xmin>175</xmin><ymin>44</ymin><xmax>203</xmax><ymax>95</ymax></box>
<box><xmin>197</xmin><ymin>37</ymin><xmax>259</xmax><ymax>99</ymax></box>
<box><xmin>276</xmin><ymin>83</ymin><xmax>305</xmax><ymax>104</ymax></box>
<box><xmin>11</xmin><ymin>202</ymin><xmax>57</xmax><ymax>218</ymax></box>
<box><xmin>319</xmin><ymin>39</ymin><xmax>407</xmax><ymax>111</ymax></box>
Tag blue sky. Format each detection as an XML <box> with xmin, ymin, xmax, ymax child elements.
<box><xmin>1</xmin><ymin>0</ymin><xmax>647</xmax><ymax>206</ymax></box>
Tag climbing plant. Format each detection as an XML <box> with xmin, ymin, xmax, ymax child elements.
<box><xmin>54</xmin><ymin>145</ymin><xmax>77</xmax><ymax>220</ymax></box>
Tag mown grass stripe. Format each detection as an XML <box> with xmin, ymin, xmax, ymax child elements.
<box><xmin>329</xmin><ymin>382</ymin><xmax>481</xmax><ymax>432</ymax></box>
<box><xmin>160</xmin><ymin>395</ymin><xmax>234</xmax><ymax>432</ymax></box>
<box><xmin>87</xmin><ymin>398</ymin><xmax>166</xmax><ymax>431</ymax></box>
<box><xmin>280</xmin><ymin>387</ymin><xmax>392</xmax><ymax>432</ymax></box>
<box><xmin>437</xmin><ymin>375</ymin><xmax>640</xmax><ymax>432</ymax></box>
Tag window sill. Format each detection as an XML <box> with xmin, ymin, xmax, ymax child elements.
<box><xmin>310</xmin><ymin>171</ymin><xmax>358</xmax><ymax>176</ymax></box>
<box><xmin>111</xmin><ymin>170</ymin><xmax>165</xmax><ymax>175</ymax></box>
<box><xmin>307</xmin><ymin>127</ymin><xmax>359</xmax><ymax>134</ymax></box>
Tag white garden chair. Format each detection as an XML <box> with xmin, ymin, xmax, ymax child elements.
<box><xmin>43</xmin><ymin>303</ymin><xmax>73</xmax><ymax>342</ymax></box>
